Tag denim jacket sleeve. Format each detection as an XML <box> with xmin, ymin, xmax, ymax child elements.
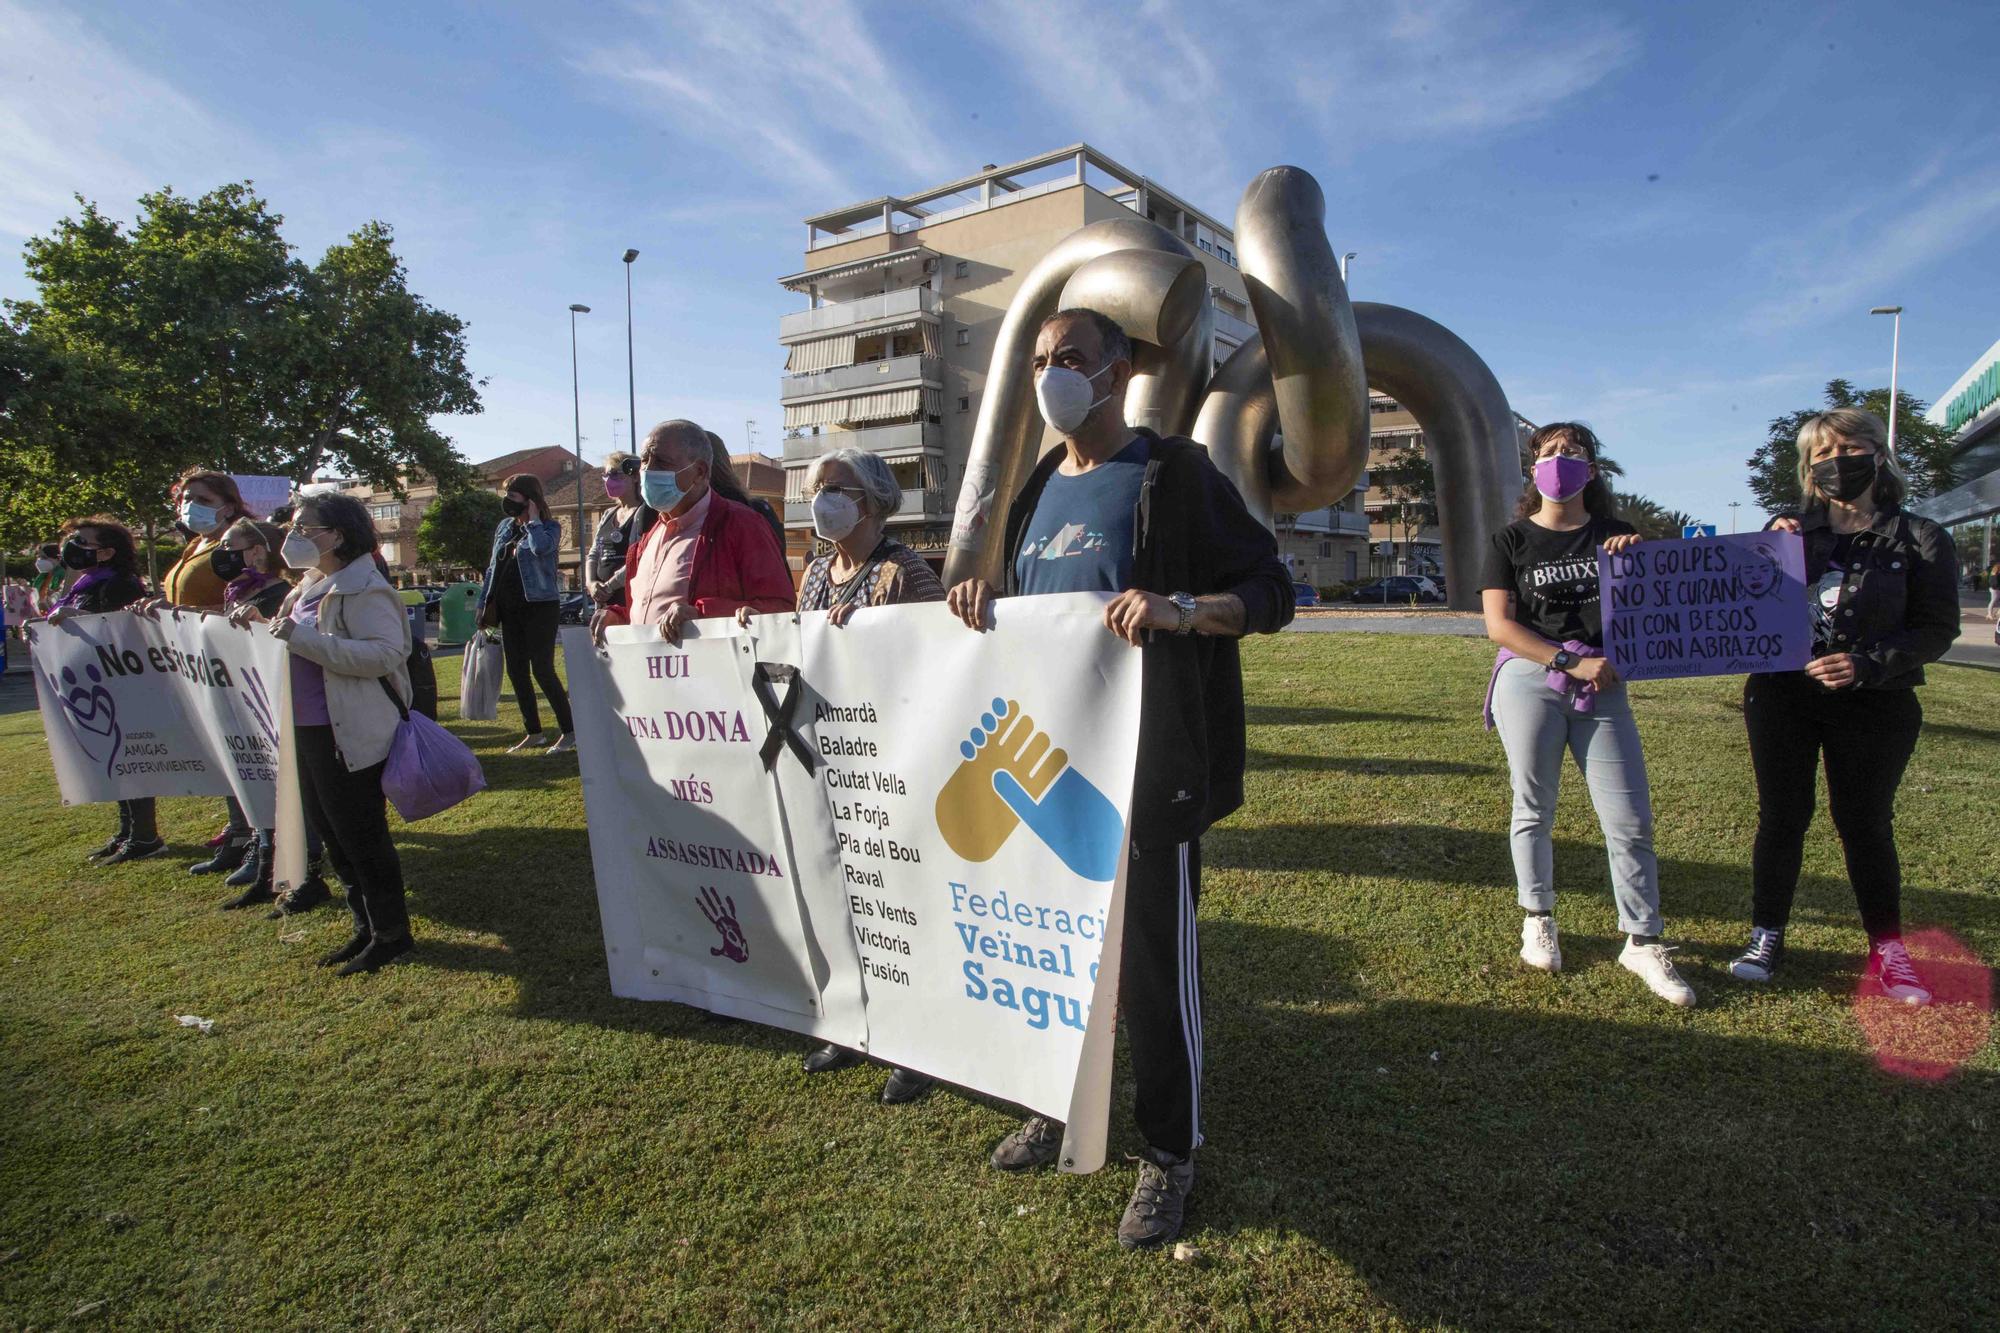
<box><xmin>520</xmin><ymin>519</ymin><xmax>560</xmax><ymax>556</ymax></box>
<box><xmin>1854</xmin><ymin>517</ymin><xmax>1960</xmax><ymax>686</ymax></box>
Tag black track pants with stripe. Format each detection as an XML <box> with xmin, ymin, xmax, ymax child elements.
<box><xmin>1120</xmin><ymin>838</ymin><xmax>1203</xmax><ymax>1157</ymax></box>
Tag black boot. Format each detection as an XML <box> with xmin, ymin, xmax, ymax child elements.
<box><xmin>188</xmin><ymin>834</ymin><xmax>252</xmax><ymax>876</ymax></box>
<box><xmin>803</xmin><ymin>1043</ymin><xmax>863</xmax><ymax>1074</ymax></box>
<box><xmin>337</xmin><ymin>935</ymin><xmax>412</xmax><ymax>976</ymax></box>
<box><xmin>317</xmin><ymin>933</ymin><xmax>371</xmax><ymax>968</ymax></box>
<box><xmin>221</xmin><ymin>843</ymin><xmax>274</xmax><ymax>910</ymax></box>
<box><xmin>264</xmin><ymin>873</ymin><xmax>333</xmax><ymax>920</ymax></box>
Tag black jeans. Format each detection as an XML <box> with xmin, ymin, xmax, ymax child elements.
<box><xmin>117</xmin><ymin>797</ymin><xmax>157</xmax><ymax>843</ymax></box>
<box><xmin>1744</xmin><ymin>673</ymin><xmax>1922</xmax><ymax>940</ymax></box>
<box><xmin>497</xmin><ymin>599</ymin><xmax>572</xmax><ymax>736</ymax></box>
<box><xmin>295</xmin><ymin>724</ymin><xmax>408</xmax><ymax>942</ymax></box>
<box><xmin>1121</xmin><ymin>838</ymin><xmax>1204</xmax><ymax>1157</ymax></box>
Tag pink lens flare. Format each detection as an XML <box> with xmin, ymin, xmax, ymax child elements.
<box><xmin>1853</xmin><ymin>928</ymin><xmax>1993</xmax><ymax>1082</ymax></box>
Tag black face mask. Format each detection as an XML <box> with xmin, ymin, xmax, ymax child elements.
<box><xmin>1811</xmin><ymin>454</ymin><xmax>1878</xmax><ymax>503</ymax></box>
<box><xmin>502</xmin><ymin>496</ymin><xmax>528</xmax><ymax>518</ymax></box>
<box><xmin>209</xmin><ymin>547</ymin><xmax>248</xmax><ymax>580</ymax></box>
<box><xmin>60</xmin><ymin>539</ymin><xmax>101</xmax><ymax>571</ymax></box>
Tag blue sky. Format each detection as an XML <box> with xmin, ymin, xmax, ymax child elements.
<box><xmin>5</xmin><ymin>0</ymin><xmax>1997</xmax><ymax>523</ymax></box>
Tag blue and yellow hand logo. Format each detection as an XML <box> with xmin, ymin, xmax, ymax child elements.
<box><xmin>934</xmin><ymin>697</ymin><xmax>1123</xmax><ymax>882</ymax></box>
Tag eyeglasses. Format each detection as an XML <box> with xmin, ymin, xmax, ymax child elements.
<box><xmin>288</xmin><ymin>523</ymin><xmax>331</xmax><ymax>535</ymax></box>
<box><xmin>813</xmin><ymin>484</ymin><xmax>866</xmax><ymax>498</ymax></box>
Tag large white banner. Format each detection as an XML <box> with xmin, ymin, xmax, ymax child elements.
<box><xmin>27</xmin><ymin>611</ymin><xmax>287</xmax><ymax>826</ymax></box>
<box><xmin>564</xmin><ymin>593</ymin><xmax>1143</xmax><ymax>1172</ymax></box>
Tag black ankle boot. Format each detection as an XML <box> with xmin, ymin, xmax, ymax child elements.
<box><xmin>337</xmin><ymin>935</ymin><xmax>412</xmax><ymax>976</ymax></box>
<box><xmin>264</xmin><ymin>874</ymin><xmax>333</xmax><ymax>920</ymax></box>
<box><xmin>189</xmin><ymin>836</ymin><xmax>252</xmax><ymax>876</ymax></box>
<box><xmin>317</xmin><ymin>933</ymin><xmax>371</xmax><ymax>968</ymax></box>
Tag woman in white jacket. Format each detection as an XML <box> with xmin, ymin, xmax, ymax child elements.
<box><xmin>234</xmin><ymin>493</ymin><xmax>415</xmax><ymax>975</ymax></box>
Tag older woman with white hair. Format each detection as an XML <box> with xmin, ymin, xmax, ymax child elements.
<box><xmin>744</xmin><ymin>446</ymin><xmax>944</xmax><ymax>1100</ymax></box>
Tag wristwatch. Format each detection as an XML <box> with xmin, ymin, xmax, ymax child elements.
<box><xmin>1168</xmin><ymin>591</ymin><xmax>1197</xmax><ymax>636</ymax></box>
<box><xmin>1548</xmin><ymin>648</ymin><xmax>1577</xmax><ymax>671</ymax></box>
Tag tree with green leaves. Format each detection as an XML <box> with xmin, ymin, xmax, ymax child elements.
<box><xmin>1374</xmin><ymin>443</ymin><xmax>1435</xmax><ymax>570</ymax></box>
<box><xmin>1746</xmin><ymin>379</ymin><xmax>1957</xmax><ymax>515</ymax></box>
<box><xmin>1</xmin><ymin>182</ymin><xmax>482</xmax><ymax>543</ymax></box>
<box><xmin>417</xmin><ymin>488</ymin><xmax>506</xmax><ymax>574</ymax></box>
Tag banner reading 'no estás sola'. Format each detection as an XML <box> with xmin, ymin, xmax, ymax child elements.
<box><xmin>27</xmin><ymin>611</ymin><xmax>288</xmax><ymax>827</ymax></box>
<box><xmin>563</xmin><ymin>594</ymin><xmax>1142</xmax><ymax>1173</ymax></box>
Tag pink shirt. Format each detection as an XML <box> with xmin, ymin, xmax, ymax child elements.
<box><xmin>628</xmin><ymin>489</ymin><xmax>710</xmax><ymax>626</ymax></box>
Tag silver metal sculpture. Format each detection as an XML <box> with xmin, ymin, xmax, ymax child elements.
<box><xmin>944</xmin><ymin>164</ymin><xmax>1521</xmax><ymax>612</ymax></box>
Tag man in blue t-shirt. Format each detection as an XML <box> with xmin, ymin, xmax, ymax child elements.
<box><xmin>947</xmin><ymin>307</ymin><xmax>1294</xmax><ymax>1251</ymax></box>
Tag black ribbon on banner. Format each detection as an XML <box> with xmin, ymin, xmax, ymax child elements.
<box><xmin>752</xmin><ymin>662</ymin><xmax>817</xmax><ymax>774</ymax></box>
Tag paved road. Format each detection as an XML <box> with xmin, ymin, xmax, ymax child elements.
<box><xmin>1948</xmin><ymin>600</ymin><xmax>1999</xmax><ymax>670</ymax></box>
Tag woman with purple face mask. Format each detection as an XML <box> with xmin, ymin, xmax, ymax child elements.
<box><xmin>1477</xmin><ymin>422</ymin><xmax>1695</xmax><ymax>1008</ymax></box>
<box><xmin>587</xmin><ymin>452</ymin><xmax>647</xmax><ymax>609</ymax></box>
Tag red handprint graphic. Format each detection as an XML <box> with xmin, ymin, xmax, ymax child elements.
<box><xmin>698</xmin><ymin>886</ymin><xmax>748</xmax><ymax>963</ymax></box>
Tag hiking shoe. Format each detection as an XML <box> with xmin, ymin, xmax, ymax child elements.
<box><xmin>1866</xmin><ymin>938</ymin><xmax>1932</xmax><ymax>1006</ymax></box>
<box><xmin>1729</xmin><ymin>927</ymin><xmax>1784</xmax><ymax>983</ymax></box>
<box><xmin>265</xmin><ymin>874</ymin><xmax>333</xmax><ymax>920</ymax></box>
<box><xmin>990</xmin><ymin>1115</ymin><xmax>1064</xmax><ymax>1172</ymax></box>
<box><xmin>1520</xmin><ymin>914</ymin><xmax>1561</xmax><ymax>972</ymax></box>
<box><xmin>802</xmin><ymin>1043</ymin><xmax>862</xmax><ymax>1074</ymax></box>
<box><xmin>1118</xmin><ymin>1148</ymin><xmax>1195</xmax><ymax>1251</ymax></box>
<box><xmin>546</xmin><ymin>733</ymin><xmax>576</xmax><ymax>756</ymax></box>
<box><xmin>86</xmin><ymin>836</ymin><xmax>125</xmax><ymax>862</ymax></box>
<box><xmin>188</xmin><ymin>837</ymin><xmax>252</xmax><ymax>876</ymax></box>
<box><xmin>337</xmin><ymin>936</ymin><xmax>412</xmax><ymax>976</ymax></box>
<box><xmin>1621</xmin><ymin>939</ymin><xmax>1696</xmax><ymax>1008</ymax></box>
<box><xmin>880</xmin><ymin>1068</ymin><xmax>934</xmax><ymax>1105</ymax></box>
<box><xmin>100</xmin><ymin>838</ymin><xmax>167</xmax><ymax>866</ymax></box>
<box><xmin>506</xmin><ymin>733</ymin><xmax>548</xmax><ymax>755</ymax></box>
<box><xmin>317</xmin><ymin>933</ymin><xmax>372</xmax><ymax>968</ymax></box>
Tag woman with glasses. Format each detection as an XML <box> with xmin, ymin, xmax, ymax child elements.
<box><xmin>42</xmin><ymin>517</ymin><xmax>158</xmax><ymax>864</ymax></box>
<box><xmin>746</xmin><ymin>447</ymin><xmax>945</xmax><ymax>1103</ymax></box>
<box><xmin>1479</xmin><ymin>422</ymin><xmax>1694</xmax><ymax>1008</ymax></box>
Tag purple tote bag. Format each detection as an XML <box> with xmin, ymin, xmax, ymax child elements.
<box><xmin>378</xmin><ymin>678</ymin><xmax>487</xmax><ymax>821</ymax></box>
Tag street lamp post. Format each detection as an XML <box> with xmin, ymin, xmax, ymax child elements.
<box><xmin>1341</xmin><ymin>251</ymin><xmax>1356</xmax><ymax>286</ymax></box>
<box><xmin>623</xmin><ymin>249</ymin><xmax>640</xmax><ymax>453</ymax></box>
<box><xmin>1871</xmin><ymin>305</ymin><xmax>1903</xmax><ymax>460</ymax></box>
<box><xmin>569</xmin><ymin>304</ymin><xmax>591</xmax><ymax>572</ymax></box>
<box><xmin>1728</xmin><ymin>501</ymin><xmax>1741</xmax><ymax>534</ymax></box>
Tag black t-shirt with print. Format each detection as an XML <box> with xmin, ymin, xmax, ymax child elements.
<box><xmin>1478</xmin><ymin>515</ymin><xmax>1636</xmax><ymax>648</ymax></box>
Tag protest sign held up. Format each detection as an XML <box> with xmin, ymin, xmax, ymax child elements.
<box><xmin>1599</xmin><ymin>530</ymin><xmax>1812</xmax><ymax>681</ymax></box>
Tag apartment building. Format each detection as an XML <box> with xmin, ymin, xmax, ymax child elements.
<box><xmin>776</xmin><ymin>144</ymin><xmax>1373</xmax><ymax>575</ymax></box>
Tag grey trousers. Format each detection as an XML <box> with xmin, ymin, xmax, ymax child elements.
<box><xmin>1490</xmin><ymin>657</ymin><xmax>1663</xmax><ymax>936</ymax></box>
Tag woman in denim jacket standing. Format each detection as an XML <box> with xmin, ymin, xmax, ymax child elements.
<box><xmin>1732</xmin><ymin>409</ymin><xmax>1960</xmax><ymax>1002</ymax></box>
<box><xmin>477</xmin><ymin>473</ymin><xmax>574</xmax><ymax>756</ymax></box>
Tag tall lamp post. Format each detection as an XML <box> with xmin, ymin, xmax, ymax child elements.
<box><xmin>1341</xmin><ymin>251</ymin><xmax>1356</xmax><ymax>285</ymax></box>
<box><xmin>1728</xmin><ymin>500</ymin><xmax>1742</xmax><ymax>533</ymax></box>
<box><xmin>569</xmin><ymin>303</ymin><xmax>591</xmax><ymax>572</ymax></box>
<box><xmin>1871</xmin><ymin>305</ymin><xmax>1903</xmax><ymax>460</ymax></box>
<box><xmin>623</xmin><ymin>249</ymin><xmax>640</xmax><ymax>452</ymax></box>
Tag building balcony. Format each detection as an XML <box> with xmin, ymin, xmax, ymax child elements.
<box><xmin>783</xmin><ymin>421</ymin><xmax>940</xmax><ymax>462</ymax></box>
<box><xmin>1212</xmin><ymin>305</ymin><xmax>1257</xmax><ymax>347</ymax></box>
<box><xmin>779</xmin><ymin>287</ymin><xmax>940</xmax><ymax>342</ymax></box>
<box><xmin>780</xmin><ymin>353</ymin><xmax>941</xmax><ymax>403</ymax></box>
<box><xmin>1281</xmin><ymin>508</ymin><xmax>1373</xmax><ymax>537</ymax></box>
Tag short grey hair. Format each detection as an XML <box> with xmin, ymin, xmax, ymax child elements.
<box><xmin>1041</xmin><ymin>307</ymin><xmax>1133</xmax><ymax>365</ymax></box>
<box><xmin>643</xmin><ymin>419</ymin><xmax>712</xmax><ymax>468</ymax></box>
<box><xmin>807</xmin><ymin>448</ymin><xmax>901</xmax><ymax>516</ymax></box>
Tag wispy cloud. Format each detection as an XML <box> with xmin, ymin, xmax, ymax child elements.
<box><xmin>0</xmin><ymin>0</ymin><xmax>228</xmax><ymax>237</ymax></box>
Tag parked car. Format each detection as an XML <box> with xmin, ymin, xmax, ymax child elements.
<box><xmin>1291</xmin><ymin>581</ymin><xmax>1322</xmax><ymax>608</ymax></box>
<box><xmin>1344</xmin><ymin>575</ymin><xmax>1445</xmax><ymax>605</ymax></box>
<box><xmin>557</xmin><ymin>591</ymin><xmax>591</xmax><ymax>625</ymax></box>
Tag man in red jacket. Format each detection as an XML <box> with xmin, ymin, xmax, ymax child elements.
<box><xmin>591</xmin><ymin>419</ymin><xmax>795</xmax><ymax>645</ymax></box>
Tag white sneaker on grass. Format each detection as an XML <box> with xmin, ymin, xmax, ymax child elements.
<box><xmin>1621</xmin><ymin>939</ymin><xmax>1696</xmax><ymax>1008</ymax></box>
<box><xmin>546</xmin><ymin>733</ymin><xmax>576</xmax><ymax>756</ymax></box>
<box><xmin>1520</xmin><ymin>914</ymin><xmax>1561</xmax><ymax>972</ymax></box>
<box><xmin>506</xmin><ymin>732</ymin><xmax>548</xmax><ymax>755</ymax></box>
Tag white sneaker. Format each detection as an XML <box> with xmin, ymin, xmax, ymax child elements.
<box><xmin>507</xmin><ymin>733</ymin><xmax>548</xmax><ymax>754</ymax></box>
<box><xmin>1520</xmin><ymin>915</ymin><xmax>1561</xmax><ymax>972</ymax></box>
<box><xmin>545</xmin><ymin>733</ymin><xmax>576</xmax><ymax>756</ymax></box>
<box><xmin>1867</xmin><ymin>938</ymin><xmax>1933</xmax><ymax>1006</ymax></box>
<box><xmin>1621</xmin><ymin>939</ymin><xmax>1696</xmax><ymax>1008</ymax></box>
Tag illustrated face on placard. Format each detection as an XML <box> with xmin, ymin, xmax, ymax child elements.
<box><xmin>934</xmin><ymin>696</ymin><xmax>1124</xmax><ymax>883</ymax></box>
<box><xmin>1740</xmin><ymin>541</ymin><xmax>1783</xmax><ymax>599</ymax></box>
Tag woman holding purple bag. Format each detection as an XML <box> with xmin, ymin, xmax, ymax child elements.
<box><xmin>1477</xmin><ymin>422</ymin><xmax>1694</xmax><ymax>1008</ymax></box>
<box><xmin>231</xmin><ymin>493</ymin><xmax>415</xmax><ymax>976</ymax></box>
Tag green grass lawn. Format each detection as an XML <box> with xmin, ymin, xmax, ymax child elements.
<box><xmin>2</xmin><ymin>635</ymin><xmax>1995</xmax><ymax>1329</ymax></box>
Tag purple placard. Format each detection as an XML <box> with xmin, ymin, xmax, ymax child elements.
<box><xmin>1599</xmin><ymin>530</ymin><xmax>1811</xmax><ymax>681</ymax></box>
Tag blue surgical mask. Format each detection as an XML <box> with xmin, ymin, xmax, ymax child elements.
<box><xmin>641</xmin><ymin>465</ymin><xmax>691</xmax><ymax>511</ymax></box>
<box><xmin>181</xmin><ymin>500</ymin><xmax>221</xmax><ymax>534</ymax></box>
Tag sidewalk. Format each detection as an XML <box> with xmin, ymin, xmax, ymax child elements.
<box><xmin>1948</xmin><ymin>596</ymin><xmax>1998</xmax><ymax>670</ymax></box>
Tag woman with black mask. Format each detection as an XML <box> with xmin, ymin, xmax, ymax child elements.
<box><xmin>1733</xmin><ymin>409</ymin><xmax>1960</xmax><ymax>1002</ymax></box>
<box><xmin>476</xmin><ymin>472</ymin><xmax>574</xmax><ymax>755</ymax></box>
<box><xmin>42</xmin><ymin>518</ymin><xmax>157</xmax><ymax>864</ymax></box>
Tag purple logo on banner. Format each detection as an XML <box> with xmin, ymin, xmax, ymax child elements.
<box><xmin>1599</xmin><ymin>531</ymin><xmax>1811</xmax><ymax>681</ymax></box>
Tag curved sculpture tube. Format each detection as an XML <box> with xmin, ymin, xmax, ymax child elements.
<box><xmin>943</xmin><ymin>215</ymin><xmax>1197</xmax><ymax>588</ymax></box>
<box><xmin>1191</xmin><ymin>335</ymin><xmax>1279</xmax><ymax>524</ymax></box>
<box><xmin>1061</xmin><ymin>249</ymin><xmax>1215</xmax><ymax>449</ymax></box>
<box><xmin>1351</xmin><ymin>302</ymin><xmax>1520</xmax><ymax>612</ymax></box>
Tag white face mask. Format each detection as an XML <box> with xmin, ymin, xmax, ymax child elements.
<box><xmin>1034</xmin><ymin>363</ymin><xmax>1115</xmax><ymax>435</ymax></box>
<box><xmin>811</xmin><ymin>490</ymin><xmax>862</xmax><ymax>541</ymax></box>
<box><xmin>281</xmin><ymin>530</ymin><xmax>323</xmax><ymax>570</ymax></box>
<box><xmin>181</xmin><ymin>500</ymin><xmax>221</xmax><ymax>534</ymax></box>
<box><xmin>34</xmin><ymin>557</ymin><xmax>57</xmax><ymax>574</ymax></box>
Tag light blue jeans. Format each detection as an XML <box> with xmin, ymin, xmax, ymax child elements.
<box><xmin>1489</xmin><ymin>657</ymin><xmax>1662</xmax><ymax>936</ymax></box>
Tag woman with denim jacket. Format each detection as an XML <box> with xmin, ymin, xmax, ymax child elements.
<box><xmin>1732</xmin><ymin>409</ymin><xmax>1960</xmax><ymax>1002</ymax></box>
<box><xmin>477</xmin><ymin>472</ymin><xmax>575</xmax><ymax>756</ymax></box>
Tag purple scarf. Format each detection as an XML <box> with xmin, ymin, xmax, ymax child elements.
<box><xmin>1483</xmin><ymin>640</ymin><xmax>1601</xmax><ymax>730</ymax></box>
<box><xmin>225</xmin><ymin>571</ymin><xmax>276</xmax><ymax>607</ymax></box>
<box><xmin>49</xmin><ymin>566</ymin><xmax>113</xmax><ymax>613</ymax></box>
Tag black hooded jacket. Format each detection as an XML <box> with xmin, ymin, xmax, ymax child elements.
<box><xmin>1001</xmin><ymin>430</ymin><xmax>1295</xmax><ymax>847</ymax></box>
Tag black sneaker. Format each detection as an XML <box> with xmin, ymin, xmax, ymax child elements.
<box><xmin>86</xmin><ymin>836</ymin><xmax>125</xmax><ymax>862</ymax></box>
<box><xmin>317</xmin><ymin>933</ymin><xmax>372</xmax><ymax>968</ymax></box>
<box><xmin>1728</xmin><ymin>927</ymin><xmax>1784</xmax><ymax>983</ymax></box>
<box><xmin>880</xmin><ymin>1068</ymin><xmax>935</xmax><ymax>1105</ymax></box>
<box><xmin>989</xmin><ymin>1115</ymin><xmax>1064</xmax><ymax>1172</ymax></box>
<box><xmin>802</xmin><ymin>1043</ymin><xmax>862</xmax><ymax>1074</ymax></box>
<box><xmin>264</xmin><ymin>874</ymin><xmax>333</xmax><ymax>920</ymax></box>
<box><xmin>337</xmin><ymin>935</ymin><xmax>412</xmax><ymax>976</ymax></box>
<box><xmin>100</xmin><ymin>838</ymin><xmax>167</xmax><ymax>866</ymax></box>
<box><xmin>1117</xmin><ymin>1148</ymin><xmax>1195</xmax><ymax>1251</ymax></box>
<box><xmin>188</xmin><ymin>837</ymin><xmax>252</xmax><ymax>876</ymax></box>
